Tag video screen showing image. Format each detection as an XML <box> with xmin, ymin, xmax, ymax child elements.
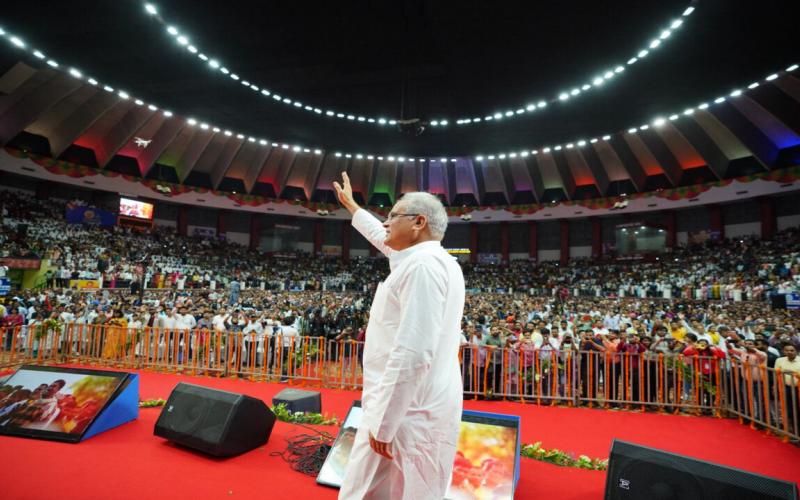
<box><xmin>119</xmin><ymin>198</ymin><xmax>154</xmax><ymax>220</ymax></box>
<box><xmin>0</xmin><ymin>366</ymin><xmax>128</xmax><ymax>442</ymax></box>
<box><xmin>317</xmin><ymin>402</ymin><xmax>519</xmax><ymax>500</ymax></box>
<box><xmin>317</xmin><ymin>401</ymin><xmax>362</xmax><ymax>487</ymax></box>
<box><xmin>449</xmin><ymin>417</ymin><xmax>519</xmax><ymax>500</ymax></box>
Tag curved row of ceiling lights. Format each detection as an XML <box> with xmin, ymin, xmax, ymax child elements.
<box><xmin>0</xmin><ymin>25</ymin><xmax>796</xmax><ymax>165</ymax></box>
<box><xmin>140</xmin><ymin>1</ymin><xmax>699</xmax><ymax>129</ymax></box>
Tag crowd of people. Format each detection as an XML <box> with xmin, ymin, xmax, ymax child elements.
<box><xmin>1</xmin><ymin>188</ymin><xmax>800</xmax><ymax>436</ymax></box>
<box><xmin>2</xmin><ymin>189</ymin><xmax>799</xmax><ymax>301</ymax></box>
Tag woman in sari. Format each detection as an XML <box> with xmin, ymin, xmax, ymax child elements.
<box><xmin>101</xmin><ymin>309</ymin><xmax>128</xmax><ymax>361</ymax></box>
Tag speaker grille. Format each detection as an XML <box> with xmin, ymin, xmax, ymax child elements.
<box><xmin>165</xmin><ymin>391</ymin><xmax>237</xmax><ymax>444</ymax></box>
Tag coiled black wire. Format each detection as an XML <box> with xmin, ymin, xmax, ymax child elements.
<box><xmin>269</xmin><ymin>423</ymin><xmax>336</xmax><ymax>476</ymax></box>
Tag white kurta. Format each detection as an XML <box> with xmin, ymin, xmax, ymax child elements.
<box><xmin>339</xmin><ymin>209</ymin><xmax>465</xmax><ymax>500</ymax></box>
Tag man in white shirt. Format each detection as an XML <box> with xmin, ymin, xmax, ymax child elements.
<box><xmin>242</xmin><ymin>313</ymin><xmax>264</xmax><ymax>367</ymax></box>
<box><xmin>212</xmin><ymin>308</ymin><xmax>229</xmax><ymax>332</ymax></box>
<box><xmin>334</xmin><ymin>173</ymin><xmax>465</xmax><ymax>500</ymax></box>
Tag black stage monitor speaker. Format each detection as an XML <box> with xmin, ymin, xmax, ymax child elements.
<box><xmin>273</xmin><ymin>388</ymin><xmax>322</xmax><ymax>414</ymax></box>
<box><xmin>154</xmin><ymin>383</ymin><xmax>276</xmax><ymax>457</ymax></box>
<box><xmin>605</xmin><ymin>440</ymin><xmax>798</xmax><ymax>500</ymax></box>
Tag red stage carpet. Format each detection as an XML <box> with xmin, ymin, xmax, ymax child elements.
<box><xmin>1</xmin><ymin>367</ymin><xmax>798</xmax><ymax>499</ymax></box>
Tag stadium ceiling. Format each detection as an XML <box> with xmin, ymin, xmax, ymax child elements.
<box><xmin>0</xmin><ymin>0</ymin><xmax>798</xmax><ymax>206</ymax></box>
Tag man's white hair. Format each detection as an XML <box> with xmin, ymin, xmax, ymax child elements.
<box><xmin>398</xmin><ymin>192</ymin><xmax>448</xmax><ymax>240</ymax></box>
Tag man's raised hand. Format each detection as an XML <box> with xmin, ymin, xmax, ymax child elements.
<box><xmin>333</xmin><ymin>171</ymin><xmax>359</xmax><ymax>215</ymax></box>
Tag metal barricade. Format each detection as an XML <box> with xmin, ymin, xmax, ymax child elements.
<box><xmin>723</xmin><ymin>358</ymin><xmax>800</xmax><ymax>442</ymax></box>
<box><xmin>3</xmin><ymin>322</ymin><xmax>797</xmax><ymax>442</ymax></box>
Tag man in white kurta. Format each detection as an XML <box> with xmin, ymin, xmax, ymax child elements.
<box><xmin>334</xmin><ymin>173</ymin><xmax>465</xmax><ymax>499</ymax></box>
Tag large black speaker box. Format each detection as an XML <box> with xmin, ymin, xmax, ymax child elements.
<box><xmin>154</xmin><ymin>383</ymin><xmax>276</xmax><ymax>457</ymax></box>
<box><xmin>605</xmin><ymin>440</ymin><xmax>798</xmax><ymax>500</ymax></box>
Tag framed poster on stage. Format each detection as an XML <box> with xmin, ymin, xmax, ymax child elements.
<box><xmin>316</xmin><ymin>401</ymin><xmax>521</xmax><ymax>499</ymax></box>
<box><xmin>0</xmin><ymin>365</ymin><xmax>132</xmax><ymax>443</ymax></box>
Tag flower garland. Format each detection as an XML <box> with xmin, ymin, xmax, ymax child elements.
<box><xmin>270</xmin><ymin>403</ymin><xmax>339</xmax><ymax>426</ymax></box>
<box><xmin>521</xmin><ymin>441</ymin><xmax>608</xmax><ymax>471</ymax></box>
<box><xmin>8</xmin><ymin>146</ymin><xmax>799</xmax><ymax>217</ymax></box>
<box><xmin>139</xmin><ymin>398</ymin><xmax>166</xmax><ymax>408</ymax></box>
<box><xmin>135</xmin><ymin>398</ymin><xmax>606</xmax><ymax>470</ymax></box>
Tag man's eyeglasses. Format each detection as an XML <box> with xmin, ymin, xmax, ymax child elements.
<box><xmin>385</xmin><ymin>212</ymin><xmax>420</xmax><ymax>221</ymax></box>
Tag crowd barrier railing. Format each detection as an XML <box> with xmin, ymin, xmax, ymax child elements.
<box><xmin>1</xmin><ymin>326</ymin><xmax>796</xmax><ymax>441</ymax></box>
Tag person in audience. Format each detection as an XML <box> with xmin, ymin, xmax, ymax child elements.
<box><xmin>774</xmin><ymin>344</ymin><xmax>799</xmax><ymax>436</ymax></box>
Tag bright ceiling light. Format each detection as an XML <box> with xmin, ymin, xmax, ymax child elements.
<box><xmin>103</xmin><ymin>85</ymin><xmax>113</xmax><ymax>92</ymax></box>
<box><xmin>649</xmin><ymin>39</ymin><xmax>661</xmax><ymax>49</ymax></box>
<box><xmin>558</xmin><ymin>93</ymin><xmax>569</xmax><ymax>101</ymax></box>
<box><xmin>614</xmin><ymin>66</ymin><xmax>624</xmax><ymax>73</ymax></box>
<box><xmin>145</xmin><ymin>4</ymin><xmax>158</xmax><ymax>15</ymax></box>
<box><xmin>729</xmin><ymin>89</ymin><xmax>742</xmax><ymax>97</ymax></box>
<box><xmin>787</xmin><ymin>64</ymin><xmax>798</xmax><ymax>71</ymax></box>
<box><xmin>748</xmin><ymin>82</ymin><xmax>759</xmax><ymax>89</ymax></box>
<box><xmin>765</xmin><ymin>73</ymin><xmax>778</xmax><ymax>81</ymax></box>
<box><xmin>208</xmin><ymin>59</ymin><xmax>219</xmax><ymax>69</ymax></box>
<box><xmin>714</xmin><ymin>97</ymin><xmax>725</xmax><ymax>103</ymax></box>
<box><xmin>224</xmin><ymin>130</ymin><xmax>232</xmax><ymax>136</ymax></box>
<box><xmin>602</xmin><ymin>135</ymin><xmax>611</xmax><ymax>140</ymax></box>
<box><xmin>683</xmin><ymin>6</ymin><xmax>695</xmax><ymax>16</ymax></box>
<box><xmin>697</xmin><ymin>103</ymin><xmax>709</xmax><ymax>109</ymax></box>
<box><xmin>653</xmin><ymin>117</ymin><xmax>666</xmax><ymax>127</ymax></box>
<box><xmin>68</xmin><ymin>68</ymin><xmax>82</xmax><ymax>78</ymax></box>
<box><xmin>604</xmin><ymin>70</ymin><xmax>613</xmax><ymax>79</ymax></box>
<box><xmin>542</xmin><ymin>147</ymin><xmax>551</xmax><ymax>153</ymax></box>
<box><xmin>187</xmin><ymin>118</ymin><xmax>197</xmax><ymax>125</ymax></box>
<box><xmin>134</xmin><ymin>99</ymin><xmax>143</xmax><ymax>105</ymax></box>
<box><xmin>163</xmin><ymin>110</ymin><xmax>173</xmax><ymax>117</ymax></box>
<box><xmin>581</xmin><ymin>84</ymin><xmax>591</xmax><ymax>90</ymax></box>
<box><xmin>671</xmin><ymin>19</ymin><xmax>683</xmax><ymax>29</ymax></box>
<box><xmin>33</xmin><ymin>50</ymin><xmax>45</xmax><ymax>59</ymax></box>
<box><xmin>167</xmin><ymin>26</ymin><xmax>178</xmax><ymax>36</ymax></box>
<box><xmin>47</xmin><ymin>60</ymin><xmax>59</xmax><ymax>68</ymax></box>
<box><xmin>683</xmin><ymin>108</ymin><xmax>695</xmax><ymax>115</ymax></box>
<box><xmin>590</xmin><ymin>138</ymin><xmax>598</xmax><ymax>143</ymax></box>
<box><xmin>187</xmin><ymin>45</ymin><xmax>197</xmax><ymax>54</ymax></box>
<box><xmin>638</xmin><ymin>49</ymin><xmax>649</xmax><ymax>58</ymax></box>
<box><xmin>593</xmin><ymin>77</ymin><xmax>604</xmax><ymax>86</ymax></box>
<box><xmin>315</xmin><ymin>150</ymin><xmax>322</xmax><ymax>155</ymax></box>
<box><xmin>660</xmin><ymin>30</ymin><xmax>671</xmax><ymax>39</ymax></box>
<box><xmin>118</xmin><ymin>91</ymin><xmax>129</xmax><ymax>99</ymax></box>
<box><xmin>10</xmin><ymin>36</ymin><xmax>25</xmax><ymax>48</ymax></box>
<box><xmin>570</xmin><ymin>88</ymin><xmax>580</xmax><ymax>96</ymax></box>
<box><xmin>213</xmin><ymin>127</ymin><xmax>220</xmax><ymax>132</ymax></box>
<box><xmin>537</xmin><ymin>100</ymin><xmax>547</xmax><ymax>108</ymax></box>
<box><xmin>627</xmin><ymin>57</ymin><xmax>638</xmax><ymax>65</ymax></box>
<box><xmin>628</xmin><ymin>128</ymin><xmax>637</xmax><ymax>133</ymax></box>
<box><xmin>499</xmin><ymin>154</ymin><xmax>507</xmax><ymax>159</ymax></box>
<box><xmin>668</xmin><ymin>114</ymin><xmax>679</xmax><ymax>120</ymax></box>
